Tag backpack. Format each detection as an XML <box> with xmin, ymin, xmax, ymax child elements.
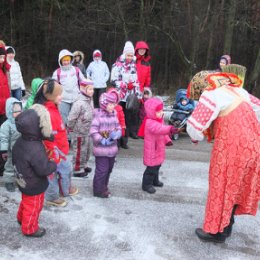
<box><xmin>57</xmin><ymin>66</ymin><xmax>80</xmax><ymax>87</ymax></box>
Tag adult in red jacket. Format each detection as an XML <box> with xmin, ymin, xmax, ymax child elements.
<box><xmin>0</xmin><ymin>43</ymin><xmax>10</xmax><ymax>124</ymax></box>
<box><xmin>135</xmin><ymin>41</ymin><xmax>151</xmax><ymax>92</ymax></box>
<box><xmin>0</xmin><ymin>42</ymin><xmax>11</xmax><ymax>177</ymax></box>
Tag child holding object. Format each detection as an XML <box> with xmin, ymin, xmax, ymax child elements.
<box><xmin>139</xmin><ymin>97</ymin><xmax>178</xmax><ymax>194</ymax></box>
<box><xmin>90</xmin><ymin>92</ymin><xmax>121</xmax><ymax>198</ymax></box>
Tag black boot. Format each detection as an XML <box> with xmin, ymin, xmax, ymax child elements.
<box><xmin>25</xmin><ymin>227</ymin><xmax>46</xmax><ymax>238</ymax></box>
<box><xmin>142</xmin><ymin>167</ymin><xmax>156</xmax><ymax>194</ymax></box>
<box><xmin>223</xmin><ymin>205</ymin><xmax>237</xmax><ymax>237</ymax></box>
<box><xmin>195</xmin><ymin>228</ymin><xmax>226</xmax><ymax>243</ymax></box>
<box><xmin>120</xmin><ymin>136</ymin><xmax>129</xmax><ymax>149</ymax></box>
<box><xmin>153</xmin><ymin>170</ymin><xmax>164</xmax><ymax>187</ymax></box>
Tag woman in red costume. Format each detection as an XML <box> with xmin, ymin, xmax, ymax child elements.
<box><xmin>187</xmin><ymin>72</ymin><xmax>260</xmax><ymax>243</ymax></box>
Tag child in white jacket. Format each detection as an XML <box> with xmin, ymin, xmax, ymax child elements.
<box><xmin>6</xmin><ymin>46</ymin><xmax>26</xmax><ymax>100</ymax></box>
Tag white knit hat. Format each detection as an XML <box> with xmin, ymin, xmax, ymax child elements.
<box><xmin>123</xmin><ymin>41</ymin><xmax>134</xmax><ymax>55</ymax></box>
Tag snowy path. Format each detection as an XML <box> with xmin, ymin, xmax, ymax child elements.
<box><xmin>0</xmin><ymin>136</ymin><xmax>259</xmax><ymax>260</ymax></box>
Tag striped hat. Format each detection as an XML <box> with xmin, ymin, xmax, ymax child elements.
<box><xmin>99</xmin><ymin>92</ymin><xmax>119</xmax><ymax>110</ymax></box>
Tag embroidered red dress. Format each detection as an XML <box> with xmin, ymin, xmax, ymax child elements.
<box><xmin>187</xmin><ymin>85</ymin><xmax>260</xmax><ymax>234</ymax></box>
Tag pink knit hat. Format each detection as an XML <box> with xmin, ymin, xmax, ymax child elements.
<box><xmin>99</xmin><ymin>92</ymin><xmax>119</xmax><ymax>110</ymax></box>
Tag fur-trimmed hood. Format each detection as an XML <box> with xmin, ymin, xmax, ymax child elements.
<box><xmin>30</xmin><ymin>104</ymin><xmax>52</xmax><ymax>139</ymax></box>
<box><xmin>16</xmin><ymin>104</ymin><xmax>52</xmax><ymax>141</ymax></box>
<box><xmin>73</xmin><ymin>50</ymin><xmax>85</xmax><ymax>64</ymax></box>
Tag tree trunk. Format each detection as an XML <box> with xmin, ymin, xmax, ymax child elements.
<box><xmin>223</xmin><ymin>0</ymin><xmax>237</xmax><ymax>54</ymax></box>
<box><xmin>247</xmin><ymin>47</ymin><xmax>260</xmax><ymax>95</ymax></box>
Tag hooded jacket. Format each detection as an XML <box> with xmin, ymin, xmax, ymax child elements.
<box><xmin>67</xmin><ymin>92</ymin><xmax>94</xmax><ymax>136</ymax></box>
<box><xmin>73</xmin><ymin>50</ymin><xmax>86</xmax><ymax>76</ymax></box>
<box><xmin>135</xmin><ymin>41</ymin><xmax>151</xmax><ymax>92</ymax></box>
<box><xmin>6</xmin><ymin>46</ymin><xmax>25</xmax><ymax>91</ymax></box>
<box><xmin>25</xmin><ymin>78</ymin><xmax>44</xmax><ymax>109</ymax></box>
<box><xmin>0</xmin><ymin>98</ymin><xmax>22</xmax><ymax>153</ymax></box>
<box><xmin>12</xmin><ymin>108</ymin><xmax>56</xmax><ymax>195</ymax></box>
<box><xmin>86</xmin><ymin>50</ymin><xmax>110</xmax><ymax>89</ymax></box>
<box><xmin>143</xmin><ymin>98</ymin><xmax>172</xmax><ymax>166</ymax></box>
<box><xmin>52</xmin><ymin>49</ymin><xmax>85</xmax><ymax>103</ymax></box>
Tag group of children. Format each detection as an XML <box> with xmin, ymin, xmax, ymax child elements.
<box><xmin>0</xmin><ymin>39</ymin><xmax>180</xmax><ymax>238</ymax></box>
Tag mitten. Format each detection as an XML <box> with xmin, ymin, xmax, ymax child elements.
<box><xmin>127</xmin><ymin>82</ymin><xmax>134</xmax><ymax>90</ymax></box>
<box><xmin>109</xmin><ymin>130</ymin><xmax>121</xmax><ymax>140</ymax></box>
<box><xmin>100</xmin><ymin>138</ymin><xmax>114</xmax><ymax>146</ymax></box>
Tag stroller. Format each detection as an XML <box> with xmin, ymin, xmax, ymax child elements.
<box><xmin>169</xmin><ymin>89</ymin><xmax>195</xmax><ymax>140</ymax></box>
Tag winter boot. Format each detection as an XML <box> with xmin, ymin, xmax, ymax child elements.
<box><xmin>142</xmin><ymin>170</ymin><xmax>156</xmax><ymax>194</ymax></box>
<box><xmin>195</xmin><ymin>228</ymin><xmax>226</xmax><ymax>243</ymax></box>
<box><xmin>120</xmin><ymin>136</ymin><xmax>129</xmax><ymax>149</ymax></box>
<box><xmin>223</xmin><ymin>205</ymin><xmax>237</xmax><ymax>237</ymax></box>
<box><xmin>25</xmin><ymin>227</ymin><xmax>46</xmax><ymax>238</ymax></box>
<box><xmin>46</xmin><ymin>198</ymin><xmax>67</xmax><ymax>207</ymax></box>
<box><xmin>153</xmin><ymin>171</ymin><xmax>164</xmax><ymax>187</ymax></box>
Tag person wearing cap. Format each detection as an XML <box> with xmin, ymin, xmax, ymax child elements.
<box><xmin>111</xmin><ymin>41</ymin><xmax>142</xmax><ymax>144</ymax></box>
<box><xmin>52</xmin><ymin>49</ymin><xmax>85</xmax><ymax>127</ymax></box>
<box><xmin>86</xmin><ymin>50</ymin><xmax>110</xmax><ymax>108</ymax></box>
<box><xmin>34</xmin><ymin>78</ymin><xmax>79</xmax><ymax>207</ymax></box>
<box><xmin>90</xmin><ymin>91</ymin><xmax>122</xmax><ymax>198</ymax></box>
<box><xmin>67</xmin><ymin>79</ymin><xmax>94</xmax><ymax>177</ymax></box>
<box><xmin>6</xmin><ymin>46</ymin><xmax>26</xmax><ymax>101</ymax></box>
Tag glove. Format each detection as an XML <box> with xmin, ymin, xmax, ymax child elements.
<box><xmin>109</xmin><ymin>130</ymin><xmax>121</xmax><ymax>140</ymax></box>
<box><xmin>1</xmin><ymin>153</ymin><xmax>8</xmax><ymax>161</ymax></box>
<box><xmin>170</xmin><ymin>126</ymin><xmax>178</xmax><ymax>135</ymax></box>
<box><xmin>127</xmin><ymin>82</ymin><xmax>134</xmax><ymax>90</ymax></box>
<box><xmin>22</xmin><ymin>90</ymin><xmax>26</xmax><ymax>97</ymax></box>
<box><xmin>100</xmin><ymin>138</ymin><xmax>114</xmax><ymax>146</ymax></box>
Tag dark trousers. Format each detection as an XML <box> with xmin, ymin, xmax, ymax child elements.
<box><xmin>142</xmin><ymin>165</ymin><xmax>161</xmax><ymax>189</ymax></box>
<box><xmin>93</xmin><ymin>88</ymin><xmax>106</xmax><ymax>108</ymax></box>
<box><xmin>120</xmin><ymin>101</ymin><xmax>139</xmax><ymax>137</ymax></box>
<box><xmin>93</xmin><ymin>156</ymin><xmax>115</xmax><ymax>195</ymax></box>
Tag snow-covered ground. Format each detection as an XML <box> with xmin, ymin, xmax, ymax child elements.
<box><xmin>0</xmin><ymin>136</ymin><xmax>259</xmax><ymax>260</ymax></box>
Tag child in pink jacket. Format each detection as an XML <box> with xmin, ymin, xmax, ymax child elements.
<box><xmin>139</xmin><ymin>97</ymin><xmax>177</xmax><ymax>194</ymax></box>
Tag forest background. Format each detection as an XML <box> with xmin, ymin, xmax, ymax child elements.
<box><xmin>1</xmin><ymin>0</ymin><xmax>259</xmax><ymax>97</ymax></box>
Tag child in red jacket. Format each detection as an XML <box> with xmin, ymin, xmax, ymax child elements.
<box><xmin>106</xmin><ymin>86</ymin><xmax>127</xmax><ymax>149</ymax></box>
<box><xmin>34</xmin><ymin>78</ymin><xmax>78</xmax><ymax>207</ymax></box>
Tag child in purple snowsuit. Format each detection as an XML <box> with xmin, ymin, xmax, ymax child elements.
<box><xmin>90</xmin><ymin>92</ymin><xmax>121</xmax><ymax>198</ymax></box>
